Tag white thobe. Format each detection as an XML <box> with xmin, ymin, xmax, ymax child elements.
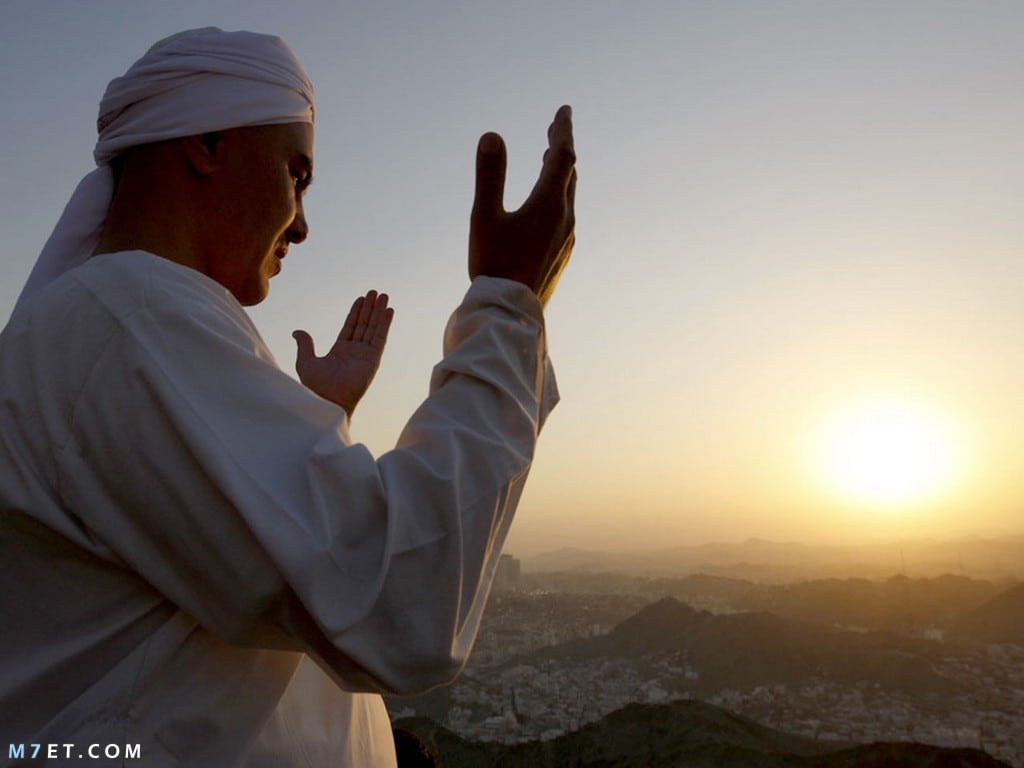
<box><xmin>0</xmin><ymin>251</ymin><xmax>557</xmax><ymax>766</ymax></box>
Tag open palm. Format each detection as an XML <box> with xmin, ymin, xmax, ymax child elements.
<box><xmin>293</xmin><ymin>290</ymin><xmax>394</xmax><ymax>417</ymax></box>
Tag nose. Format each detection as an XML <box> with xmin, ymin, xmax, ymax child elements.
<box><xmin>287</xmin><ymin>203</ymin><xmax>309</xmax><ymax>245</ymax></box>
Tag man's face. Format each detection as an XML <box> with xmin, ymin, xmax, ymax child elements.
<box><xmin>208</xmin><ymin>122</ymin><xmax>314</xmax><ymax>306</ymax></box>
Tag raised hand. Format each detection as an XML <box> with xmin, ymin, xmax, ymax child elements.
<box><xmin>292</xmin><ymin>290</ymin><xmax>394</xmax><ymax>417</ymax></box>
<box><xmin>469</xmin><ymin>105</ymin><xmax>577</xmax><ymax>307</ymax></box>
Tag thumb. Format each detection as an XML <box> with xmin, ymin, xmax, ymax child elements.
<box><xmin>473</xmin><ymin>132</ymin><xmax>507</xmax><ymax>215</ymax></box>
<box><xmin>292</xmin><ymin>330</ymin><xmax>316</xmax><ymax>366</ymax></box>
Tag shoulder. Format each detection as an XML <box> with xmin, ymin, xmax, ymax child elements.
<box><xmin>14</xmin><ymin>251</ymin><xmax>266</xmax><ymax>352</ymax></box>
<box><xmin>4</xmin><ymin>252</ymin><xmax>276</xmax><ymax>398</ymax></box>
<box><xmin>80</xmin><ymin>251</ymin><xmax>257</xmax><ymax>331</ymax></box>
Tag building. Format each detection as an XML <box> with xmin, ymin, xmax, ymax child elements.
<box><xmin>494</xmin><ymin>554</ymin><xmax>521</xmax><ymax>591</ymax></box>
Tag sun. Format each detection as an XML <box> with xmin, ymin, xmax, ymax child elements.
<box><xmin>818</xmin><ymin>398</ymin><xmax>959</xmax><ymax>508</ymax></box>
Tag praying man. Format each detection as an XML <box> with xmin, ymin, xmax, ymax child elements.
<box><xmin>0</xmin><ymin>27</ymin><xmax>575</xmax><ymax>767</ymax></box>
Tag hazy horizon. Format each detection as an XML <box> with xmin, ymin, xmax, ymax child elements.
<box><xmin>511</xmin><ymin>527</ymin><xmax>1024</xmax><ymax>558</ymax></box>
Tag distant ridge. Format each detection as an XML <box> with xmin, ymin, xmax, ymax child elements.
<box><xmin>730</xmin><ymin>573</ymin><xmax>1000</xmax><ymax>633</ymax></box>
<box><xmin>395</xmin><ymin>699</ymin><xmax>1010</xmax><ymax>767</ymax></box>
<box><xmin>520</xmin><ymin>571</ymin><xmax>1003</xmax><ymax>636</ymax></box>
<box><xmin>522</xmin><ymin>535</ymin><xmax>1024</xmax><ymax>580</ymax></box>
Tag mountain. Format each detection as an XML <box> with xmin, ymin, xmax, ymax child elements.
<box><xmin>520</xmin><ymin>572</ymin><xmax>1003</xmax><ymax>636</ymax></box>
<box><xmin>394</xmin><ymin>699</ymin><xmax>1010</xmax><ymax>767</ymax></box>
<box><xmin>524</xmin><ymin>597</ymin><xmax>961</xmax><ymax>698</ymax></box>
<box><xmin>949</xmin><ymin>583</ymin><xmax>1024</xmax><ymax>644</ymax></box>
<box><xmin>731</xmin><ymin>574</ymin><xmax>1000</xmax><ymax>634</ymax></box>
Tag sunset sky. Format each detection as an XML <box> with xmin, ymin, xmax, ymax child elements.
<box><xmin>3</xmin><ymin>1</ymin><xmax>1022</xmax><ymax>555</ymax></box>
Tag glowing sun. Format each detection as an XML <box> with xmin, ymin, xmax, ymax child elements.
<box><xmin>819</xmin><ymin>399</ymin><xmax>959</xmax><ymax>508</ymax></box>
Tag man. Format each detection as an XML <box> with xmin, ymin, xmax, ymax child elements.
<box><xmin>0</xmin><ymin>27</ymin><xmax>575</xmax><ymax>767</ymax></box>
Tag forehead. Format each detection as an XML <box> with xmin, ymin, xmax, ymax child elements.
<box><xmin>236</xmin><ymin>122</ymin><xmax>313</xmax><ymax>161</ymax></box>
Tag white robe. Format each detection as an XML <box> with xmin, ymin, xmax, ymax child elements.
<box><xmin>0</xmin><ymin>251</ymin><xmax>557</xmax><ymax>766</ymax></box>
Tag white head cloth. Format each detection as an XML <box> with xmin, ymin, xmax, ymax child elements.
<box><xmin>15</xmin><ymin>27</ymin><xmax>315</xmax><ymax>312</ymax></box>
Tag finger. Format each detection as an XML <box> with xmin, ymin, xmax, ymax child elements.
<box><xmin>354</xmin><ymin>289</ymin><xmax>377</xmax><ymax>341</ymax></box>
<box><xmin>371</xmin><ymin>307</ymin><xmax>395</xmax><ymax>350</ymax></box>
<box><xmin>366</xmin><ymin>292</ymin><xmax>389</xmax><ymax>334</ymax></box>
<box><xmin>292</xmin><ymin>330</ymin><xmax>316</xmax><ymax>366</ymax></box>
<box><xmin>370</xmin><ymin>291</ymin><xmax>389</xmax><ymax>319</ymax></box>
<box><xmin>532</xmin><ymin>105</ymin><xmax>575</xmax><ymax>202</ymax></box>
<box><xmin>473</xmin><ymin>132</ymin><xmax>507</xmax><ymax>216</ymax></box>
<box><xmin>338</xmin><ymin>296</ymin><xmax>363</xmax><ymax>343</ymax></box>
<box><xmin>547</xmin><ymin>104</ymin><xmax>574</xmax><ymax>153</ymax></box>
<box><xmin>567</xmin><ymin>167</ymin><xmax>577</xmax><ymax>213</ymax></box>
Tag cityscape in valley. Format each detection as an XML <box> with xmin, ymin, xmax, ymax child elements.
<box><xmin>386</xmin><ymin>535</ymin><xmax>1024</xmax><ymax>767</ymax></box>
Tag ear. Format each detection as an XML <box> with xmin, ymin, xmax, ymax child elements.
<box><xmin>182</xmin><ymin>132</ymin><xmax>225</xmax><ymax>176</ymax></box>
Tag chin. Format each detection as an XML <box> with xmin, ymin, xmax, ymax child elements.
<box><xmin>241</xmin><ymin>291</ymin><xmax>269</xmax><ymax>307</ymax></box>
<box><xmin>234</xmin><ymin>282</ymin><xmax>270</xmax><ymax>307</ymax></box>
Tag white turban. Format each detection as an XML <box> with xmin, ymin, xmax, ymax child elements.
<box><xmin>15</xmin><ymin>27</ymin><xmax>315</xmax><ymax>312</ymax></box>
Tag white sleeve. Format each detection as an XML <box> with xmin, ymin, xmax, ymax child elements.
<box><xmin>56</xmin><ymin>275</ymin><xmax>557</xmax><ymax>695</ymax></box>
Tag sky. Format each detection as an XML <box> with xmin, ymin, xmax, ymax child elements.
<box><xmin>2</xmin><ymin>1</ymin><xmax>1022</xmax><ymax>556</ymax></box>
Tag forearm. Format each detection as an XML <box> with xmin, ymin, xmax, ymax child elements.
<box><xmin>300</xmin><ymin>276</ymin><xmax>558</xmax><ymax>693</ymax></box>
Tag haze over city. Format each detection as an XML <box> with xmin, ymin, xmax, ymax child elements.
<box><xmin>4</xmin><ymin>1</ymin><xmax>1022</xmax><ymax>555</ymax></box>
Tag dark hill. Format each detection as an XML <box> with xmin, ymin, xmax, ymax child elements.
<box><xmin>525</xmin><ymin>597</ymin><xmax>958</xmax><ymax>698</ymax></box>
<box><xmin>949</xmin><ymin>582</ymin><xmax>1024</xmax><ymax>644</ymax></box>
<box><xmin>731</xmin><ymin>574</ymin><xmax>999</xmax><ymax>634</ymax></box>
<box><xmin>395</xmin><ymin>699</ymin><xmax>1010</xmax><ymax>767</ymax></box>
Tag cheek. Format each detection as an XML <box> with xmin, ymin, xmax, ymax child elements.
<box><xmin>275</xmin><ymin>180</ymin><xmax>299</xmax><ymax>226</ymax></box>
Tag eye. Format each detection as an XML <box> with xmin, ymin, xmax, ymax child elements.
<box><xmin>290</xmin><ymin>166</ymin><xmax>312</xmax><ymax>192</ymax></box>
